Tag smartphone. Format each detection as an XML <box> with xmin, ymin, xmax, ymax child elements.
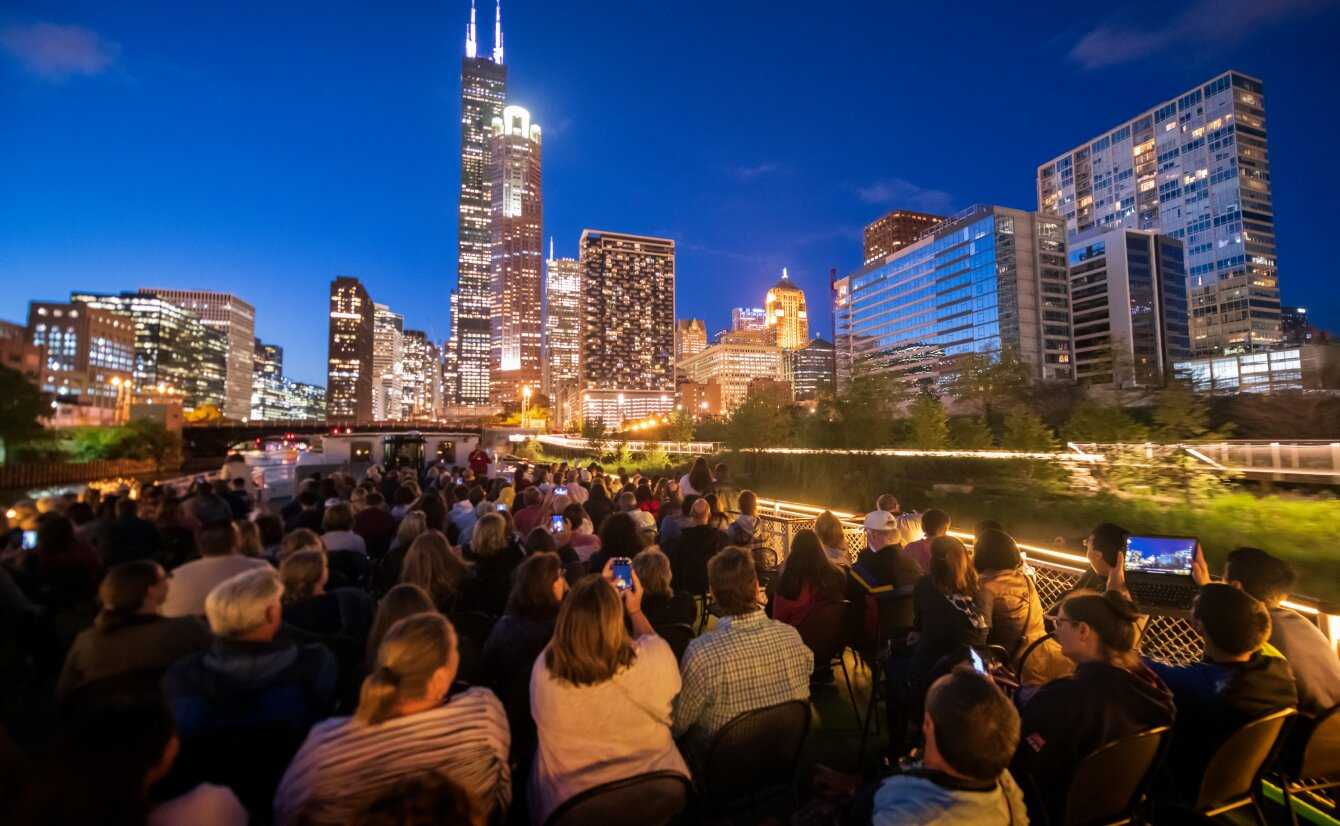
<box><xmin>553</xmin><ymin>486</ymin><xmax>568</xmax><ymax>496</ymax></box>
<box><xmin>549</xmin><ymin>514</ymin><xmax>565</xmax><ymax>533</ymax></box>
<box><xmin>21</xmin><ymin>530</ymin><xmax>38</xmax><ymax>550</ymax></box>
<box><xmin>968</xmin><ymin>648</ymin><xmax>987</xmax><ymax>674</ymax></box>
<box><xmin>495</xmin><ymin>503</ymin><xmax>508</xmax><ymax>512</ymax></box>
<box><xmin>612</xmin><ymin>557</ymin><xmax>633</xmax><ymax>592</ymax></box>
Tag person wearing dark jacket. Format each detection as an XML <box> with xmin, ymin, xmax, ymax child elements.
<box><xmin>909</xmin><ymin>537</ymin><xmax>991</xmax><ymax>696</ymax></box>
<box><xmin>57</xmin><ymin>560</ymin><xmax>210</xmax><ymax>702</ymax></box>
<box><xmin>103</xmin><ymin>498</ymin><xmax>162</xmax><ymax>568</ymax></box>
<box><xmin>353</xmin><ymin>492</ymin><xmax>397</xmax><ymax>559</ymax></box>
<box><xmin>667</xmin><ymin>499</ymin><xmax>728</xmax><ymax>598</ymax></box>
<box><xmin>633</xmin><ymin>547</ymin><xmax>696</xmax><ymax>628</ymax></box>
<box><xmin>461</xmin><ymin>513</ymin><xmax>526</xmax><ymax>615</ymax></box>
<box><xmin>583</xmin><ymin>480</ymin><xmax>614</xmax><ymax>533</ymax></box>
<box><xmin>1145</xmin><ymin>583</ymin><xmax>1297</xmax><ymax>808</ymax></box>
<box><xmin>163</xmin><ymin>567</ymin><xmax>337</xmax><ymax>814</ymax></box>
<box><xmin>1012</xmin><ymin>589</ymin><xmax>1175</xmax><ymax>826</ymax></box>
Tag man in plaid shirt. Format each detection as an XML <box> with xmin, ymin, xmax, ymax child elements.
<box><xmin>673</xmin><ymin>546</ymin><xmax>813</xmax><ymax>758</ymax></box>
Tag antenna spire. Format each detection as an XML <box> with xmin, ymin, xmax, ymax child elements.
<box><xmin>465</xmin><ymin>0</ymin><xmax>477</xmax><ymax>58</ymax></box>
<box><xmin>492</xmin><ymin>0</ymin><xmax>504</xmax><ymax>64</ymax></box>
<box><xmin>549</xmin><ymin>236</ymin><xmax>555</xmax><ymax>261</ymax></box>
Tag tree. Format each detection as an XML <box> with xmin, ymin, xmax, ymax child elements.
<box><xmin>905</xmin><ymin>394</ymin><xmax>949</xmax><ymax>449</ymax></box>
<box><xmin>184</xmin><ymin>403</ymin><xmax>223</xmax><ymax>424</ymax></box>
<box><xmin>723</xmin><ymin>393</ymin><xmax>793</xmax><ymax>450</ymax></box>
<box><xmin>0</xmin><ymin>365</ymin><xmax>46</xmax><ymax>463</ymax></box>
<box><xmin>1152</xmin><ymin>380</ymin><xmax>1226</xmax><ymax>443</ymax></box>
<box><xmin>949</xmin><ymin>416</ymin><xmax>994</xmax><ymax>449</ymax></box>
<box><xmin>665</xmin><ymin>408</ymin><xmax>696</xmax><ymax>442</ymax></box>
<box><xmin>120</xmin><ymin>419</ymin><xmax>183</xmax><ymax>470</ymax></box>
<box><xmin>1063</xmin><ymin>399</ymin><xmax>1148</xmax><ymax>444</ymax></box>
<box><xmin>579</xmin><ymin>418</ymin><xmax>607</xmax><ymax>440</ymax></box>
<box><xmin>831</xmin><ymin>371</ymin><xmax>907</xmax><ymax>447</ymax></box>
<box><xmin>1000</xmin><ymin>405</ymin><xmax>1057</xmax><ymax>451</ymax></box>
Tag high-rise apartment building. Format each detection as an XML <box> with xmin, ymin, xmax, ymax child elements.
<box><xmin>677</xmin><ymin>341</ymin><xmax>785</xmax><ymax>413</ymax></box>
<box><xmin>863</xmin><ymin>209</ymin><xmax>944</xmax><ymax>266</ymax></box>
<box><xmin>1037</xmin><ymin>70</ymin><xmax>1280</xmax><ymax>356</ymax></box>
<box><xmin>674</xmin><ymin>318</ymin><xmax>707</xmax><ymax>363</ymax></box>
<box><xmin>1280</xmin><ymin>306</ymin><xmax>1319</xmax><ymax>347</ymax></box>
<box><xmin>326</xmin><ymin>276</ymin><xmax>374</xmax><ymax>420</ymax></box>
<box><xmin>251</xmin><ymin>339</ymin><xmax>287</xmax><ymax>421</ymax></box>
<box><xmin>542</xmin><ymin>249</ymin><xmax>582</xmax><ymax>397</ymax></box>
<box><xmin>731</xmin><ymin>307</ymin><xmax>767</xmax><ymax>332</ymax></box>
<box><xmin>283</xmin><ymin>380</ymin><xmax>327</xmax><ymax>420</ymax></box>
<box><xmin>141</xmin><ymin>289</ymin><xmax>254</xmax><ymax>420</ymax></box>
<box><xmin>788</xmin><ymin>336</ymin><xmax>835</xmax><ymax>401</ymax></box>
<box><xmin>451</xmin><ymin>0</ymin><xmax>508</xmax><ymax>406</ymax></box>
<box><xmin>401</xmin><ymin>330</ymin><xmax>439</xmax><ymax>418</ymax></box>
<box><xmin>579</xmin><ymin>230</ymin><xmax>676</xmax><ymax>427</ymax></box>
<box><xmin>26</xmin><ymin>302</ymin><xmax>135</xmax><ymax>425</ymax></box>
<box><xmin>372</xmin><ymin>303</ymin><xmax>404</xmax><ymax>420</ymax></box>
<box><xmin>765</xmin><ymin>269</ymin><xmax>809</xmax><ymax>350</ymax></box>
<box><xmin>833</xmin><ymin>205</ymin><xmax>1073</xmax><ymax>393</ymax></box>
<box><xmin>1067</xmin><ymin>230</ymin><xmax>1191</xmax><ymax>387</ymax></box>
<box><xmin>489</xmin><ymin>104</ymin><xmax>543</xmax><ymax>403</ymax></box>
<box><xmin>71</xmin><ymin>291</ymin><xmax>227</xmax><ymax>413</ymax></box>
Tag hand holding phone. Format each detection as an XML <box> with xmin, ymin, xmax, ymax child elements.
<box><xmin>549</xmin><ymin>514</ymin><xmax>566</xmax><ymax>534</ymax></box>
<box><xmin>611</xmin><ymin>557</ymin><xmax>633</xmax><ymax>592</ymax></box>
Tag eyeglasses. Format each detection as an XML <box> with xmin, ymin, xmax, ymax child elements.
<box><xmin>1046</xmin><ymin>613</ymin><xmax>1079</xmax><ymax>628</ymax></box>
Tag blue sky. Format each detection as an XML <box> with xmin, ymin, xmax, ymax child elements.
<box><xmin>3</xmin><ymin>0</ymin><xmax>1338</xmax><ymax>385</ymax></box>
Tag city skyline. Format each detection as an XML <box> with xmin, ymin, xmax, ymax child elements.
<box><xmin>4</xmin><ymin>2</ymin><xmax>1340</xmax><ymax>385</ymax></box>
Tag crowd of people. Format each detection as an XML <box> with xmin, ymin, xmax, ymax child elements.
<box><xmin>0</xmin><ymin>452</ymin><xmax>1336</xmax><ymax>825</ymax></box>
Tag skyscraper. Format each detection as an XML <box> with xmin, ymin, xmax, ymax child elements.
<box><xmin>401</xmin><ymin>329</ymin><xmax>441</xmax><ymax>419</ymax></box>
<box><xmin>731</xmin><ymin>307</ymin><xmax>767</xmax><ymax>332</ymax></box>
<box><xmin>542</xmin><ymin>247</ymin><xmax>582</xmax><ymax>397</ymax></box>
<box><xmin>26</xmin><ymin>302</ymin><xmax>135</xmax><ymax>425</ymax></box>
<box><xmin>863</xmin><ymin>209</ymin><xmax>944</xmax><ymax>265</ymax></box>
<box><xmin>1067</xmin><ymin>230</ymin><xmax>1191</xmax><ymax>387</ymax></box>
<box><xmin>833</xmin><ymin>205</ymin><xmax>1073</xmax><ymax>393</ymax></box>
<box><xmin>579</xmin><ymin>230</ymin><xmax>676</xmax><ymax>427</ymax></box>
<box><xmin>372</xmin><ymin>303</ymin><xmax>404</xmax><ymax>420</ymax></box>
<box><xmin>677</xmin><ymin>341</ymin><xmax>784</xmax><ymax>413</ymax></box>
<box><xmin>788</xmin><ymin>337</ymin><xmax>835</xmax><ymax>401</ymax></box>
<box><xmin>326</xmin><ymin>276</ymin><xmax>374</xmax><ymax>420</ymax></box>
<box><xmin>489</xmin><ymin>104</ymin><xmax>543</xmax><ymax>403</ymax></box>
<box><xmin>451</xmin><ymin>0</ymin><xmax>508</xmax><ymax>406</ymax></box>
<box><xmin>674</xmin><ymin>318</ymin><xmax>707</xmax><ymax>363</ymax></box>
<box><xmin>251</xmin><ymin>338</ymin><xmax>287</xmax><ymax>421</ymax></box>
<box><xmin>141</xmin><ymin>289</ymin><xmax>255</xmax><ymax>419</ymax></box>
<box><xmin>765</xmin><ymin>268</ymin><xmax>809</xmax><ymax>350</ymax></box>
<box><xmin>1037</xmin><ymin>70</ymin><xmax>1280</xmax><ymax>356</ymax></box>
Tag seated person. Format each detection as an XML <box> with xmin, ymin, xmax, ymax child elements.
<box><xmin>275</xmin><ymin>613</ymin><xmax>511</xmax><ymax>825</ymax></box>
<box><xmin>320</xmin><ymin>503</ymin><xmax>367</xmax><ymax>554</ymax></box>
<box><xmin>529</xmin><ymin>567</ymin><xmax>688</xmax><ymax>824</ymax></box>
<box><xmin>460</xmin><ymin>512</ymin><xmax>525</xmax><ymax>615</ymax></box>
<box><xmin>161</xmin><ymin>521</ymin><xmax>269</xmax><ymax>617</ymax></box>
<box><xmin>909</xmin><ymin>537</ymin><xmax>991</xmax><ymax>697</ymax></box>
<box><xmin>674</xmin><ymin>547</ymin><xmax>812</xmax><ymax>760</ymax></box>
<box><xmin>772</xmin><ymin>529</ymin><xmax>847</xmax><ymax>628</ymax></box>
<box><xmin>1069</xmin><ymin>522</ymin><xmax>1128</xmax><ymax>594</ymax></box>
<box><xmin>900</xmin><ymin>509</ymin><xmax>950</xmax><ymax>574</ymax></box>
<box><xmin>1223</xmin><ymin>547</ymin><xmax>1340</xmax><ymax>715</ymax></box>
<box><xmin>1011</xmin><ymin>590</ymin><xmax>1175</xmax><ymax>825</ymax></box>
<box><xmin>847</xmin><ymin>514</ymin><xmax>923</xmax><ymax>647</ymax></box>
<box><xmin>58</xmin><ymin>560</ymin><xmax>210</xmax><ymax>703</ymax></box>
<box><xmin>871</xmin><ymin>668</ymin><xmax>1027</xmax><ymax>825</ymax></box>
<box><xmin>352</xmin><ymin>771</ymin><xmax>479</xmax><ymax>826</ymax></box>
<box><xmin>813</xmin><ymin>510</ymin><xmax>850</xmax><ymax>566</ymax></box>
<box><xmin>1146</xmin><ymin>583</ymin><xmax>1298</xmax><ymax>807</ymax></box>
<box><xmin>634</xmin><ymin>546</ymin><xmax>696</xmax><ymax>628</ymax></box>
<box><xmin>667</xmin><ymin>499</ymin><xmax>728</xmax><ymax>597</ymax></box>
<box><xmin>974</xmin><ymin>529</ymin><xmax>1067</xmax><ymax>684</ymax></box>
<box><xmin>280</xmin><ymin>550</ymin><xmax>343</xmax><ymax>636</ymax></box>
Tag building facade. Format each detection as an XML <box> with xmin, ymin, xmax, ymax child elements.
<box><xmin>674</xmin><ymin>318</ymin><xmax>708</xmax><ymax>364</ymax></box>
<box><xmin>283</xmin><ymin>380</ymin><xmax>327</xmax><ymax>420</ymax></box>
<box><xmin>1067</xmin><ymin>230</ymin><xmax>1191</xmax><ymax>387</ymax></box>
<box><xmin>1280</xmin><ymin>306</ymin><xmax>1320</xmax><ymax>347</ymax></box>
<box><xmin>678</xmin><ymin>380</ymin><xmax>723</xmax><ymax>417</ymax></box>
<box><xmin>765</xmin><ymin>269</ymin><xmax>809</xmax><ymax>350</ymax></box>
<box><xmin>26</xmin><ymin>302</ymin><xmax>135</xmax><ymax>425</ymax></box>
<box><xmin>141</xmin><ymin>289</ymin><xmax>254</xmax><ymax>420</ymax></box>
<box><xmin>489</xmin><ymin>104</ymin><xmax>543</xmax><ymax>403</ymax></box>
<box><xmin>676</xmin><ymin>341</ymin><xmax>785</xmax><ymax>414</ymax></box>
<box><xmin>578</xmin><ymin>230</ymin><xmax>676</xmax><ymax>427</ymax></box>
<box><xmin>450</xmin><ymin>1</ymin><xmax>508</xmax><ymax>406</ymax></box>
<box><xmin>326</xmin><ymin>276</ymin><xmax>375</xmax><ymax>420</ymax></box>
<box><xmin>833</xmin><ymin>205</ymin><xmax>1073</xmax><ymax>393</ymax></box>
<box><xmin>731</xmin><ymin>307</ymin><xmax>767</xmax><ymax>332</ymax></box>
<box><xmin>372</xmin><ymin>303</ymin><xmax>404</xmax><ymax>420</ymax></box>
<box><xmin>542</xmin><ymin>251</ymin><xmax>582</xmax><ymax>397</ymax></box>
<box><xmin>251</xmin><ymin>339</ymin><xmax>287</xmax><ymax>421</ymax></box>
<box><xmin>863</xmin><ymin>209</ymin><xmax>944</xmax><ymax>266</ymax></box>
<box><xmin>0</xmin><ymin>320</ymin><xmax>42</xmax><ymax>386</ymax></box>
<box><xmin>788</xmin><ymin>336</ymin><xmax>835</xmax><ymax>401</ymax></box>
<box><xmin>1174</xmin><ymin>344</ymin><xmax>1338</xmax><ymax>394</ymax></box>
<box><xmin>1037</xmin><ymin>70</ymin><xmax>1280</xmax><ymax>356</ymax></box>
<box><xmin>400</xmin><ymin>329</ymin><xmax>443</xmax><ymax>419</ymax></box>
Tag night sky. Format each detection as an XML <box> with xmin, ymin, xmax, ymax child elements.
<box><xmin>4</xmin><ymin>0</ymin><xmax>1339</xmax><ymax>385</ymax></box>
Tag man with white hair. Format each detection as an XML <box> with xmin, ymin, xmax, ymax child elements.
<box><xmin>163</xmin><ymin>567</ymin><xmax>337</xmax><ymax>805</ymax></box>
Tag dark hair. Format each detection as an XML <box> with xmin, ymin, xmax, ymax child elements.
<box><xmin>525</xmin><ymin>527</ymin><xmax>558</xmax><ymax>555</ymax></box>
<box><xmin>298</xmin><ymin>490</ymin><xmax>320</xmax><ymax>508</ymax></box>
<box><xmin>67</xmin><ymin>501</ymin><xmax>96</xmax><ymax>525</ymax></box>
<box><xmin>96</xmin><ymin>561</ymin><xmax>163</xmax><ymax>630</ymax></box>
<box><xmin>523</xmin><ymin>486</ymin><xmax>543</xmax><ymax>507</ymax></box>
<box><xmin>929</xmin><ymin>536</ymin><xmax>976</xmax><ymax>596</ymax></box>
<box><xmin>921</xmin><ymin>508</ymin><xmax>950</xmax><ymax>537</ymax></box>
<box><xmin>467</xmin><ymin>486</ymin><xmax>485</xmax><ymax>506</ymax></box>
<box><xmin>562</xmin><ymin>503</ymin><xmax>587</xmax><ymax>529</ymax></box>
<box><xmin>255</xmin><ymin>513</ymin><xmax>285</xmax><ymax>547</ymax></box>
<box><xmin>36</xmin><ymin>513</ymin><xmax>76</xmax><ymax>555</ymax></box>
<box><xmin>1089</xmin><ymin>522</ymin><xmax>1130</xmax><ymax>566</ymax></box>
<box><xmin>926</xmin><ymin>668</ymin><xmax>1020</xmax><ymax>781</ymax></box>
<box><xmin>681</xmin><ymin>494</ymin><xmax>700</xmax><ymax>517</ymax></box>
<box><xmin>708</xmin><ymin>546</ymin><xmax>759</xmax><ymax>615</ymax></box>
<box><xmin>413</xmin><ymin>494</ymin><xmax>447</xmax><ymax>532</ymax></box>
<box><xmin>738</xmin><ymin>490</ymin><xmax>757</xmax><ymax>516</ymax></box>
<box><xmin>352</xmin><ymin>771</ymin><xmax>478</xmax><ymax>826</ymax></box>
<box><xmin>974</xmin><ymin>519</ymin><xmax>1004</xmax><ymax>540</ymax></box>
<box><xmin>1225</xmin><ymin>547</ymin><xmax>1295</xmax><ymax>605</ymax></box>
<box><xmin>688</xmin><ymin>457</ymin><xmax>713</xmax><ymax>494</ymax></box>
<box><xmin>597</xmin><ymin>512</ymin><xmax>642</xmax><ymax>560</ymax></box>
<box><xmin>1060</xmin><ymin>589</ymin><xmax>1142</xmax><ymax>666</ymax></box>
<box><xmin>197</xmin><ymin>521</ymin><xmax>237</xmax><ymax>557</ymax></box>
<box><xmin>1195</xmin><ymin>583</ymin><xmax>1272</xmax><ymax>656</ymax></box>
<box><xmin>635</xmin><ymin>483</ymin><xmax>653</xmax><ymax>505</ymax></box>
<box><xmin>776</xmin><ymin>530</ymin><xmax>845</xmax><ymax>602</ymax></box>
<box><xmin>395</xmin><ymin>485</ymin><xmax>417</xmax><ymax>506</ymax></box>
<box><xmin>365</xmin><ymin>491</ymin><xmax>386</xmax><ymax>508</ymax></box>
<box><xmin>114</xmin><ymin>497</ymin><xmax>138</xmax><ymax>520</ymax></box>
<box><xmin>973</xmin><ymin>529</ymin><xmax>1021</xmax><ymax>573</ymax></box>
<box><xmin>506</xmin><ymin>552</ymin><xmax>563</xmax><ymax>621</ymax></box>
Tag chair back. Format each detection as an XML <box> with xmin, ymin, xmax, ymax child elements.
<box><xmin>1062</xmin><ymin>726</ymin><xmax>1170</xmax><ymax>826</ymax></box>
<box><xmin>326</xmin><ymin>549</ymin><xmax>370</xmax><ymax>589</ymax></box>
<box><xmin>796</xmin><ymin>599</ymin><xmax>852</xmax><ymax>665</ymax></box>
<box><xmin>1299</xmin><ymin>703</ymin><xmax>1340</xmax><ymax>780</ymax></box>
<box><xmin>654</xmin><ymin>623</ymin><xmax>696</xmax><ymax>662</ymax></box>
<box><xmin>874</xmin><ymin>586</ymin><xmax>916</xmax><ymax>646</ymax></box>
<box><xmin>544</xmin><ymin>770</ymin><xmax>690</xmax><ymax>826</ymax></box>
<box><xmin>452</xmin><ymin>610</ymin><xmax>500</xmax><ymax>648</ymax></box>
<box><xmin>700</xmin><ymin>699</ymin><xmax>812</xmax><ymax>810</ymax></box>
<box><xmin>1195</xmin><ymin>707</ymin><xmax>1296</xmax><ymax>813</ymax></box>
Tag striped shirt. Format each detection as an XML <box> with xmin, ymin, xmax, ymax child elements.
<box><xmin>273</xmin><ymin>686</ymin><xmax>511</xmax><ymax>825</ymax></box>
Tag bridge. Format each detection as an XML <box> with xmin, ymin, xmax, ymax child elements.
<box><xmin>181</xmin><ymin>419</ymin><xmax>486</xmax><ymax>458</ymax></box>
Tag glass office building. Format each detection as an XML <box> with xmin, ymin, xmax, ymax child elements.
<box><xmin>833</xmin><ymin>205</ymin><xmax>1072</xmax><ymax>392</ymax></box>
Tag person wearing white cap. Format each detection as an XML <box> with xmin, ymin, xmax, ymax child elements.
<box><xmin>866</xmin><ymin>493</ymin><xmax>923</xmax><ymax>550</ymax></box>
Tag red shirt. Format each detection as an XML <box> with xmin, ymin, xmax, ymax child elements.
<box><xmin>468</xmin><ymin>449</ymin><xmax>491</xmax><ymax>477</ymax></box>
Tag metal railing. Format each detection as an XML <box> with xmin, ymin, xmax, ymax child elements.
<box><xmin>744</xmin><ymin>496</ymin><xmax>1339</xmax><ymax>666</ymax></box>
<box><xmin>536</xmin><ymin>434</ymin><xmax>720</xmax><ymax>455</ymax></box>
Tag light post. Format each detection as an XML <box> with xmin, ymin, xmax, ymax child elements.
<box><xmin>521</xmin><ymin>385</ymin><xmax>532</xmax><ymax>430</ymax></box>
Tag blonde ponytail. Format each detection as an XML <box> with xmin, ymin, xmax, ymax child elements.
<box><xmin>355</xmin><ymin>612</ymin><xmax>456</xmax><ymax>725</ymax></box>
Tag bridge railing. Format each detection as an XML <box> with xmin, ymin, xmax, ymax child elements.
<box><xmin>742</xmin><ymin>496</ymin><xmax>1338</xmax><ymax>666</ymax></box>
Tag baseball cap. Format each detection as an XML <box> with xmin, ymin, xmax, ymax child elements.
<box><xmin>629</xmin><ymin>510</ymin><xmax>657</xmax><ymax>533</ymax></box>
<box><xmin>863</xmin><ymin>510</ymin><xmax>896</xmax><ymax>532</ymax></box>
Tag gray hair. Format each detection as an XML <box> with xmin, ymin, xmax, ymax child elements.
<box><xmin>633</xmin><ymin>547</ymin><xmax>673</xmax><ymax>598</ymax></box>
<box><xmin>205</xmin><ymin>567</ymin><xmax>283</xmax><ymax>638</ymax></box>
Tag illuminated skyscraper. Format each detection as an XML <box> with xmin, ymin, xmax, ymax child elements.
<box><xmin>451</xmin><ymin>0</ymin><xmax>508</xmax><ymax>405</ymax></box>
<box><xmin>579</xmin><ymin>230</ymin><xmax>676</xmax><ymax>427</ymax></box>
<box><xmin>401</xmin><ymin>329</ymin><xmax>443</xmax><ymax>419</ymax></box>
<box><xmin>542</xmin><ymin>245</ymin><xmax>581</xmax><ymax>396</ymax></box>
<box><xmin>863</xmin><ymin>209</ymin><xmax>944</xmax><ymax>265</ymax></box>
<box><xmin>326</xmin><ymin>276</ymin><xmax>374</xmax><ymax>420</ymax></box>
<box><xmin>765</xmin><ymin>268</ymin><xmax>809</xmax><ymax>350</ymax></box>
<box><xmin>731</xmin><ymin>307</ymin><xmax>766</xmax><ymax>332</ymax></box>
<box><xmin>489</xmin><ymin>104</ymin><xmax>543</xmax><ymax>403</ymax></box>
<box><xmin>372</xmin><ymin>303</ymin><xmax>404</xmax><ymax>420</ymax></box>
<box><xmin>674</xmin><ymin>318</ymin><xmax>707</xmax><ymax>363</ymax></box>
<box><xmin>141</xmin><ymin>288</ymin><xmax>254</xmax><ymax>420</ymax></box>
